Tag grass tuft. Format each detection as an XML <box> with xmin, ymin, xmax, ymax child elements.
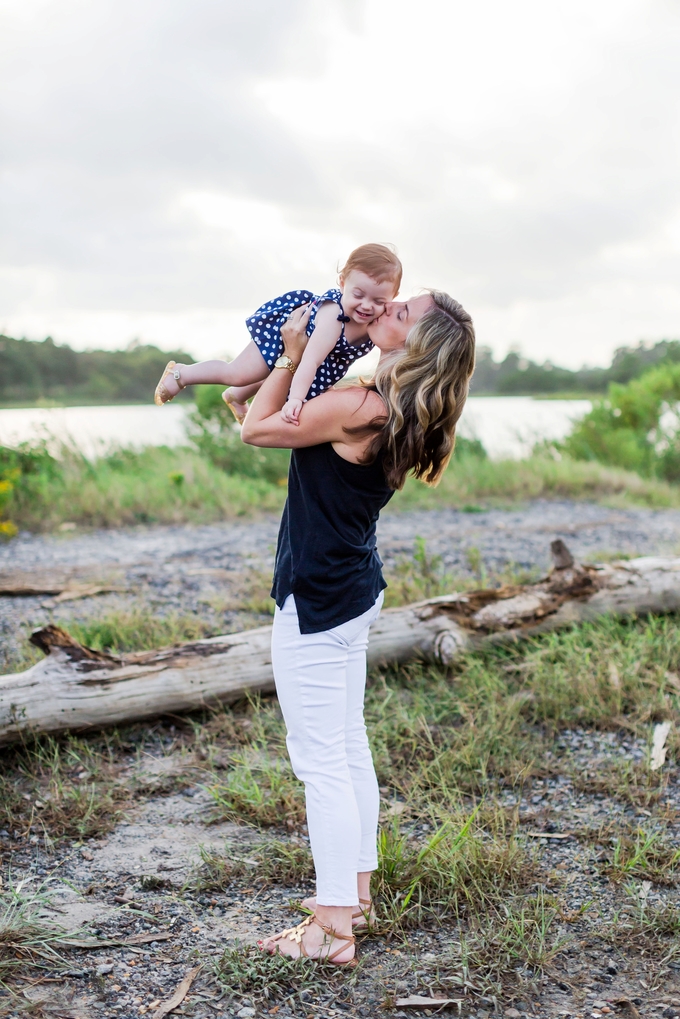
<box><xmin>374</xmin><ymin>808</ymin><xmax>535</xmax><ymax>929</ymax></box>
<box><xmin>0</xmin><ymin>734</ymin><xmax>128</xmax><ymax>840</ymax></box>
<box><xmin>194</xmin><ymin>839</ymin><xmax>314</xmax><ymax>892</ymax></box>
<box><xmin>207</xmin><ymin>748</ymin><xmax>306</xmax><ymax>829</ymax></box>
<box><xmin>428</xmin><ymin>892</ymin><xmax>570</xmax><ymax>997</ymax></box>
<box><xmin>214</xmin><ymin>940</ymin><xmax>342</xmax><ymax>1004</ymax></box>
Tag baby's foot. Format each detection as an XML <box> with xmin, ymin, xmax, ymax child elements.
<box><xmin>154</xmin><ymin>362</ymin><xmax>185</xmax><ymax>405</ymax></box>
<box><xmin>222</xmin><ymin>389</ymin><xmax>248</xmax><ymax>425</ymax></box>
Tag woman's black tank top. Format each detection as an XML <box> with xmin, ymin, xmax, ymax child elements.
<box><xmin>271</xmin><ymin>442</ymin><xmax>394</xmax><ymax>633</ymax></box>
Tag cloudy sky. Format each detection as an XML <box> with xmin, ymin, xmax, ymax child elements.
<box><xmin>1</xmin><ymin>0</ymin><xmax>679</xmax><ymax>368</ymax></box>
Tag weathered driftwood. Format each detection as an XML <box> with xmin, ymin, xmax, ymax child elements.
<box><xmin>2</xmin><ymin>543</ymin><xmax>680</xmax><ymax>745</ymax></box>
<box><xmin>0</xmin><ymin>568</ymin><xmax>124</xmax><ymax>603</ymax></box>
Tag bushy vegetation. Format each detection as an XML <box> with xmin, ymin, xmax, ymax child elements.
<box><xmin>5</xmin><ymin>358</ymin><xmax>680</xmax><ymax>536</ymax></box>
<box><xmin>189</xmin><ymin>384</ymin><xmax>290</xmax><ymax>483</ymax></box>
<box><xmin>562</xmin><ymin>361</ymin><xmax>680</xmax><ymax>481</ymax></box>
<box><xmin>0</xmin><ymin>334</ymin><xmax>195</xmax><ymax>405</ymax></box>
<box><xmin>1</xmin><ymin>430</ymin><xmax>677</xmax><ymax>536</ymax></box>
<box><xmin>0</xmin><ymin>440</ymin><xmax>284</xmax><ymax>532</ymax></box>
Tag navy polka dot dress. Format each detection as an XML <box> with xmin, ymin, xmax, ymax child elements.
<box><xmin>245</xmin><ymin>288</ymin><xmax>374</xmax><ymax>401</ymax></box>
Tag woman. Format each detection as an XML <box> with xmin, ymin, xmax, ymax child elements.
<box><xmin>241</xmin><ymin>290</ymin><xmax>475</xmax><ymax>965</ymax></box>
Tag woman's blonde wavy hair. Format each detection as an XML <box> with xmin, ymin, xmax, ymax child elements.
<box><xmin>348</xmin><ymin>291</ymin><xmax>475</xmax><ymax>490</ymax></box>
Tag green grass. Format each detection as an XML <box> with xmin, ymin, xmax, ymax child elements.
<box><xmin>599</xmin><ymin>828</ymin><xmax>680</xmax><ymax>885</ymax></box>
<box><xmin>214</xmin><ymin>940</ymin><xmax>337</xmax><ymax>1004</ymax></box>
<box><xmin>3</xmin><ymin>436</ymin><xmax>680</xmax><ymax>535</ymax></box>
<box><xmin>2</xmin><ymin>442</ymin><xmax>285</xmax><ymax>532</ymax></box>
<box><xmin>603</xmin><ymin>897</ymin><xmax>680</xmax><ymax>965</ymax></box>
<box><xmin>0</xmin><ymin>885</ymin><xmax>73</xmax><ymax>985</ymax></box>
<box><xmin>374</xmin><ymin>807</ymin><xmax>535</xmax><ymax>929</ymax></box>
<box><xmin>194</xmin><ymin>839</ymin><xmax>315</xmax><ymax>892</ymax></box>
<box><xmin>424</xmin><ymin>892</ymin><xmax>569</xmax><ymax>997</ymax></box>
<box><xmin>394</xmin><ymin>448</ymin><xmax>680</xmax><ymax>511</ymax></box>
<box><xmin>2</xmin><ymin>595</ymin><xmax>680</xmax><ymax>1005</ymax></box>
<box><xmin>0</xmin><ymin>733</ymin><xmax>128</xmax><ymax>840</ymax></box>
<box><xmin>63</xmin><ymin>607</ymin><xmax>212</xmax><ymax>654</ymax></box>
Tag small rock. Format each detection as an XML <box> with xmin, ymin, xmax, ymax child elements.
<box><xmin>505</xmin><ymin>1011</ymin><xmax>522</xmax><ymax>1018</ymax></box>
<box><xmin>81</xmin><ymin>848</ymin><xmax>94</xmax><ymax>861</ymax></box>
<box><xmin>593</xmin><ymin>1002</ymin><xmax>609</xmax><ymax>1010</ymax></box>
<box><xmin>607</xmin><ymin>964</ymin><xmax>618</xmax><ymax>975</ymax></box>
<box><xmin>96</xmin><ymin>964</ymin><xmax>114</xmax><ymax>976</ymax></box>
<box><xmin>663</xmin><ymin>1010</ymin><xmax>678</xmax><ymax>1019</ymax></box>
<box><xmin>237</xmin><ymin>1009</ymin><xmax>256</xmax><ymax>1019</ymax></box>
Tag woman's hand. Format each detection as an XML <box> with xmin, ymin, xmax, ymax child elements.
<box><xmin>280</xmin><ymin>304</ymin><xmax>312</xmax><ymax>364</ymax></box>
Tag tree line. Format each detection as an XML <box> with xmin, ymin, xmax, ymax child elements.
<box><xmin>2</xmin><ymin>332</ymin><xmax>680</xmax><ymax>404</ymax></box>
<box><xmin>0</xmin><ymin>335</ymin><xmax>195</xmax><ymax>404</ymax></box>
<box><xmin>471</xmin><ymin>339</ymin><xmax>680</xmax><ymax>395</ymax></box>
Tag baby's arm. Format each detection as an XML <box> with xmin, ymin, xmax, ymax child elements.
<box><xmin>280</xmin><ymin>303</ymin><xmax>342</xmax><ymax>423</ymax></box>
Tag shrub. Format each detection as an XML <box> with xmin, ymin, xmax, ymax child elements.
<box><xmin>563</xmin><ymin>362</ymin><xmax>680</xmax><ymax>480</ymax></box>
<box><xmin>189</xmin><ymin>385</ymin><xmax>290</xmax><ymax>483</ymax></box>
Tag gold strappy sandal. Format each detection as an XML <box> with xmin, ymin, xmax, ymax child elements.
<box><xmin>260</xmin><ymin>913</ymin><xmax>356</xmax><ymax>967</ymax></box>
<box><xmin>154</xmin><ymin>361</ymin><xmax>185</xmax><ymax>406</ymax></box>
<box><xmin>221</xmin><ymin>389</ymin><xmax>248</xmax><ymax>425</ymax></box>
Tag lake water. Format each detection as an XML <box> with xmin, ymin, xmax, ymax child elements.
<box><xmin>0</xmin><ymin>396</ymin><xmax>592</xmax><ymax>461</ymax></box>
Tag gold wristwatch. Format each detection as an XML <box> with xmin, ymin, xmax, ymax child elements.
<box><xmin>274</xmin><ymin>354</ymin><xmax>297</xmax><ymax>374</ymax></box>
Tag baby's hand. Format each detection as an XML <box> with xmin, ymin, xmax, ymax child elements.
<box><xmin>281</xmin><ymin>397</ymin><xmax>303</xmax><ymax>424</ymax></box>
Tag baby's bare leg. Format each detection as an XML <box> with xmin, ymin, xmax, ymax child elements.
<box><xmin>226</xmin><ymin>381</ymin><xmax>263</xmax><ymax>403</ymax></box>
<box><xmin>222</xmin><ymin>381</ymin><xmax>263</xmax><ymax>425</ymax></box>
<box><xmin>159</xmin><ymin>341</ymin><xmax>269</xmax><ymax>399</ymax></box>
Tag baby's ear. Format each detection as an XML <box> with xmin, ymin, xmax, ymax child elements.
<box><xmin>338</xmin><ymin>274</ymin><xmax>345</xmax><ymax>289</ymax></box>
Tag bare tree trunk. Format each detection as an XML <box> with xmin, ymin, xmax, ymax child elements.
<box><xmin>2</xmin><ymin>546</ymin><xmax>680</xmax><ymax>745</ymax></box>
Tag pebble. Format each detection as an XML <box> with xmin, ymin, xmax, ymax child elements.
<box><xmin>237</xmin><ymin>1009</ymin><xmax>256</xmax><ymax>1018</ymax></box>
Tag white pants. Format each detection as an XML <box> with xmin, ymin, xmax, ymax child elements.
<box><xmin>270</xmin><ymin>592</ymin><xmax>383</xmax><ymax>906</ymax></box>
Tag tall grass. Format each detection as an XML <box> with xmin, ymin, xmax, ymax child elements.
<box><xmin>2</xmin><ymin>438</ymin><xmax>678</xmax><ymax>535</ymax></box>
<box><xmin>1</xmin><ymin>441</ymin><xmax>285</xmax><ymax>532</ymax></box>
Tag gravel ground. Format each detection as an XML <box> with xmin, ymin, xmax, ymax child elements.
<box><xmin>3</xmin><ymin>499</ymin><xmax>680</xmax><ymax>670</ymax></box>
<box><xmin>3</xmin><ymin>725</ymin><xmax>679</xmax><ymax>1018</ymax></box>
<box><xmin>2</xmin><ymin>501</ymin><xmax>680</xmax><ymax>1016</ymax></box>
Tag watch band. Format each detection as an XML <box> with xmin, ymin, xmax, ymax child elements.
<box><xmin>274</xmin><ymin>355</ymin><xmax>297</xmax><ymax>374</ymax></box>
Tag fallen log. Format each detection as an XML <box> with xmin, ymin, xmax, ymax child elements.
<box><xmin>0</xmin><ymin>568</ymin><xmax>124</xmax><ymax>603</ymax></box>
<box><xmin>1</xmin><ymin>542</ymin><xmax>680</xmax><ymax>745</ymax></box>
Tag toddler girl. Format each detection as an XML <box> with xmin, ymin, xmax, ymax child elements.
<box><xmin>154</xmin><ymin>243</ymin><xmax>402</xmax><ymax>423</ymax></box>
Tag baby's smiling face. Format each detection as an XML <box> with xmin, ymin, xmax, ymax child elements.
<box><xmin>339</xmin><ymin>269</ymin><xmax>398</xmax><ymax>328</ymax></box>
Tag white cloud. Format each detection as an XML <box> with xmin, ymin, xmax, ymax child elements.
<box><xmin>1</xmin><ymin>0</ymin><xmax>679</xmax><ymax>366</ymax></box>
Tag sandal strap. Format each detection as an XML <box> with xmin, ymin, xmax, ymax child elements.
<box><xmin>311</xmin><ymin>917</ymin><xmax>355</xmax><ymax>962</ymax></box>
<box><xmin>269</xmin><ymin>913</ymin><xmax>355</xmax><ymax>963</ymax></box>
